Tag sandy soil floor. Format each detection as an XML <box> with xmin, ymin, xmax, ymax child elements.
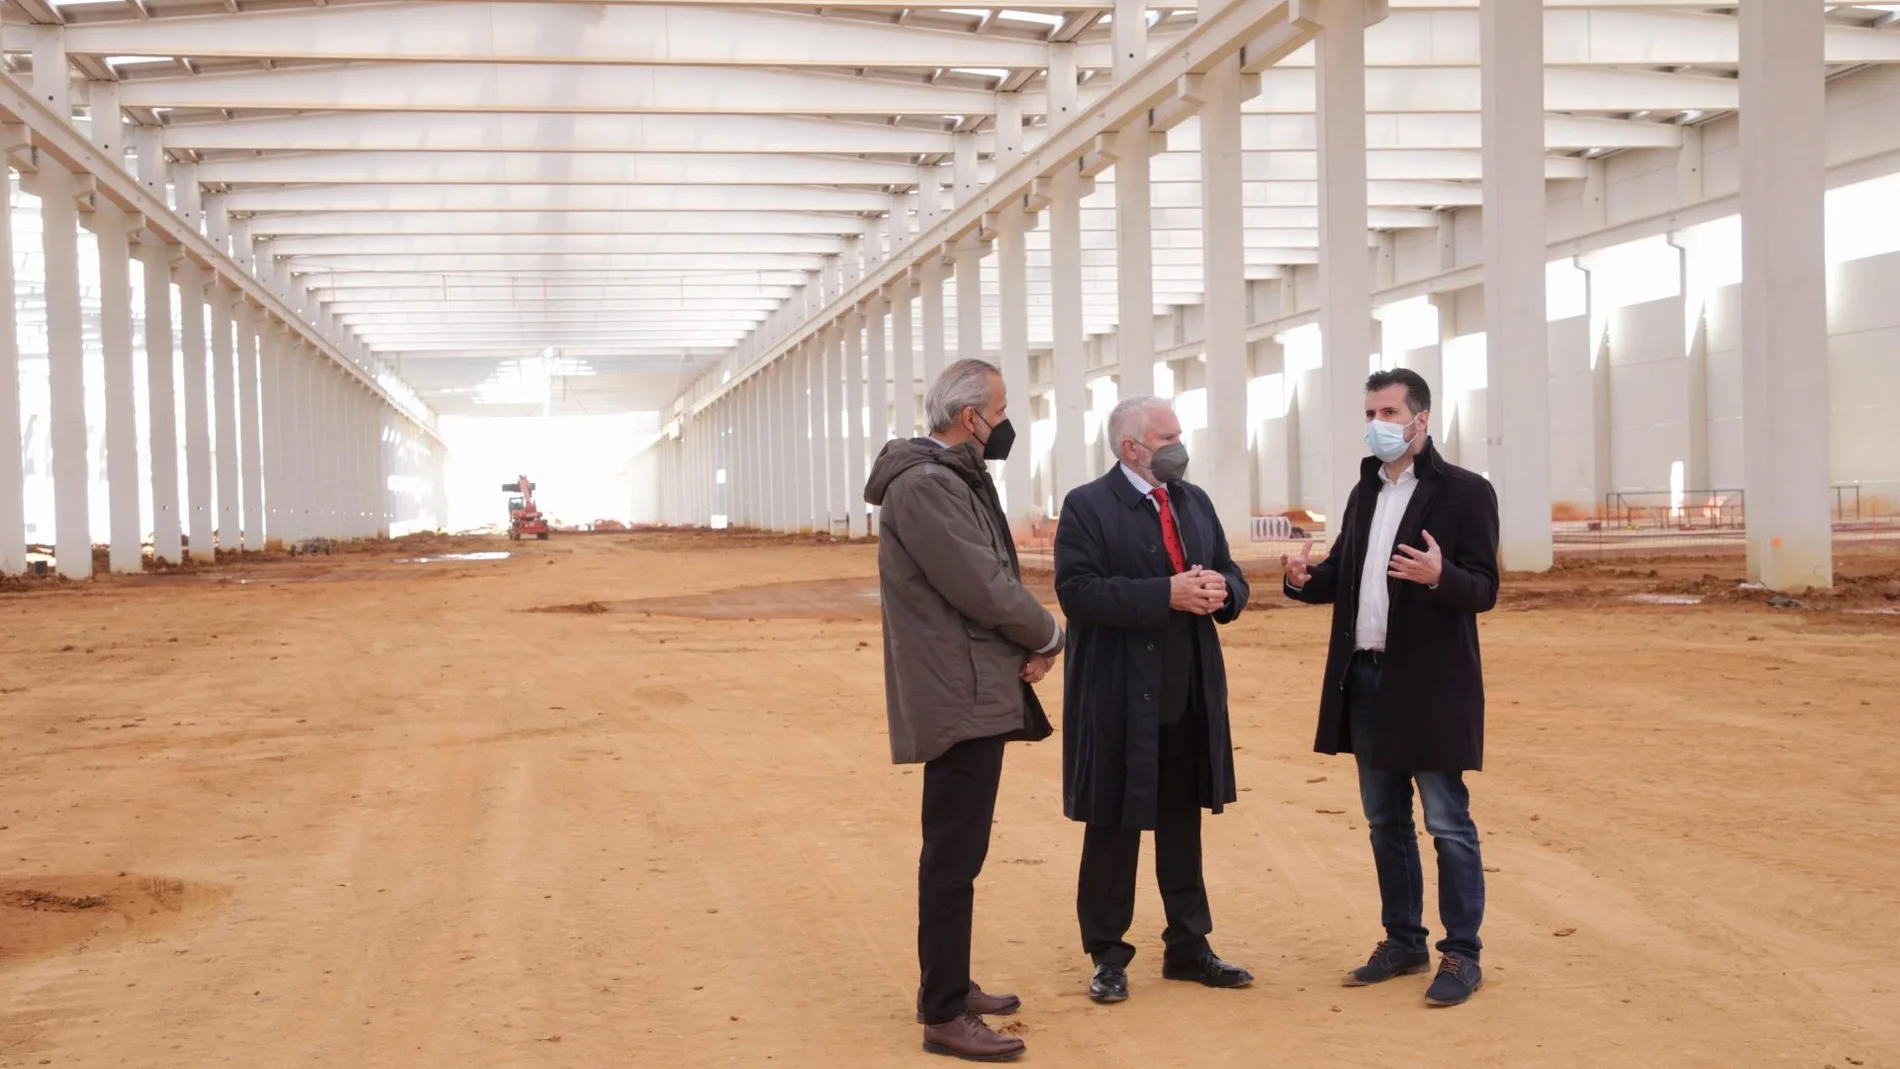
<box><xmin>2</xmin><ymin>532</ymin><xmax>1897</xmax><ymax>1068</ymax></box>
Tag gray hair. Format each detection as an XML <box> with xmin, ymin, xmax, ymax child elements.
<box><xmin>1106</xmin><ymin>395</ymin><xmax>1171</xmax><ymax>453</ymax></box>
<box><xmin>925</xmin><ymin>358</ymin><xmax>1001</xmax><ymax>433</ymax></box>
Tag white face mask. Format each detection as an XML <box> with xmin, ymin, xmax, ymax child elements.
<box><xmin>1363</xmin><ymin>413</ymin><xmax>1420</xmax><ymax>463</ymax></box>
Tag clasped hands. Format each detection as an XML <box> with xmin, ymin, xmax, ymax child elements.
<box><xmin>1168</xmin><ymin>565</ymin><xmax>1229</xmax><ymax>616</ymax></box>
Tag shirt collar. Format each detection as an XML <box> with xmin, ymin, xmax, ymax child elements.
<box><xmin>1378</xmin><ymin>462</ymin><xmax>1419</xmax><ymax>488</ymax></box>
<box><xmin>1120</xmin><ymin>463</ymin><xmax>1158</xmax><ymax>498</ymax></box>
<box><xmin>924</xmin><ymin>436</ymin><xmax>949</xmax><ymax>449</ymax></box>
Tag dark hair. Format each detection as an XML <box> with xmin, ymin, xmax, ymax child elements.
<box><xmin>1364</xmin><ymin>368</ymin><xmax>1431</xmax><ymax>414</ymax></box>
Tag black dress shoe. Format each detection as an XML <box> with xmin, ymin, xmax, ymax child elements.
<box><xmin>1161</xmin><ymin>950</ymin><xmax>1254</xmax><ymax>989</ymax></box>
<box><xmin>1088</xmin><ymin>962</ymin><xmax>1129</xmax><ymax>1003</ymax></box>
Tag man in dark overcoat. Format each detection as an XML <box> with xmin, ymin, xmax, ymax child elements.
<box><xmin>1283</xmin><ymin>368</ymin><xmax>1499</xmax><ymax>1008</ymax></box>
<box><xmin>1053</xmin><ymin>395</ymin><xmax>1254</xmax><ymax>1004</ymax></box>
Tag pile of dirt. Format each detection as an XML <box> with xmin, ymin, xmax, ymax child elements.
<box><xmin>528</xmin><ymin>601</ymin><xmax>612</xmax><ymax>615</ymax></box>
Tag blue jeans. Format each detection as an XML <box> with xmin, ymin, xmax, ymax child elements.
<box><xmin>1347</xmin><ymin>654</ymin><xmax>1485</xmax><ymax>961</ymax></box>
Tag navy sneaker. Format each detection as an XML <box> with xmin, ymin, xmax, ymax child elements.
<box><xmin>1343</xmin><ymin>940</ymin><xmax>1431</xmax><ymax>987</ymax></box>
<box><xmin>1424</xmin><ymin>954</ymin><xmax>1483</xmax><ymax>1007</ymax></box>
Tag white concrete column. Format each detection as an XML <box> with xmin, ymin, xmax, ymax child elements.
<box><xmin>782</xmin><ymin>359</ymin><xmax>799</xmax><ymax>532</ymax></box>
<box><xmin>791</xmin><ymin>343</ymin><xmax>813</xmax><ymax>531</ymax></box>
<box><xmin>845</xmin><ymin>313</ymin><xmax>868</xmax><ymax>538</ymax></box>
<box><xmin>260</xmin><ymin>324</ymin><xmax>285</xmax><ymax>544</ymax></box>
<box><xmin>1482</xmin><ymin>0</ymin><xmax>1553</xmax><ymax>571</ymax></box>
<box><xmin>1048</xmin><ymin>41</ymin><xmax>1090</xmax><ymax>503</ymax></box>
<box><xmin>209</xmin><ymin>279</ymin><xmax>241</xmax><ymax>552</ymax></box>
<box><xmin>87</xmin><ymin>88</ymin><xmax>141</xmax><ymax>574</ymax></box>
<box><xmin>236</xmin><ymin>301</ymin><xmax>265</xmax><ymax>550</ymax></box>
<box><xmin>1199</xmin><ymin>22</ymin><xmax>1253</xmax><ymax>544</ymax></box>
<box><xmin>748</xmin><ymin>378</ymin><xmax>764</xmax><ymax>531</ymax></box>
<box><xmin>763</xmin><ymin>365</ymin><xmax>781</xmax><ymax>532</ymax></box>
<box><xmin>1316</xmin><ymin>0</ymin><xmax>1375</xmax><ymax>535</ymax></box>
<box><xmin>995</xmin><ymin>94</ymin><xmax>1035</xmax><ymax>534</ymax></box>
<box><xmin>95</xmin><ymin>202</ymin><xmax>143</xmax><ymax>573</ymax></box>
<box><xmin>0</xmin><ymin>144</ymin><xmax>22</xmax><ymax>574</ymax></box>
<box><xmin>825</xmin><ymin>327</ymin><xmax>850</xmax><ymax>536</ymax></box>
<box><xmin>314</xmin><ymin>353</ymin><xmax>332</xmax><ymax>539</ymax></box>
<box><xmin>42</xmin><ymin>169</ymin><xmax>91</xmax><ymax>578</ymax></box>
<box><xmin>177</xmin><ymin>265</ymin><xmax>215</xmax><ymax>559</ymax></box>
<box><xmin>953</xmin><ymin>133</ymin><xmax>985</xmax><ymax>365</ymax></box>
<box><xmin>919</xmin><ymin>220</ymin><xmax>947</xmax><ymax>385</ymax></box>
<box><xmin>1741</xmin><ymin>0</ymin><xmax>1831</xmax><ymax>591</ymax></box>
<box><xmin>33</xmin><ymin>31</ymin><xmax>89</xmax><ymax>576</ymax></box>
<box><xmin>281</xmin><ymin>344</ymin><xmax>307</xmax><ymax>543</ymax></box>
<box><xmin>143</xmin><ymin>245</ymin><xmax>182</xmax><ymax>563</ymax></box>
<box><xmin>865</xmin><ymin>292</ymin><xmax>888</xmax><ymax>528</ymax></box>
<box><xmin>889</xmin><ymin>230</ymin><xmax>918</xmax><ymax>437</ymax></box>
<box><xmin>1114</xmin><ymin>0</ymin><xmax>1156</xmax><ymax>397</ymax></box>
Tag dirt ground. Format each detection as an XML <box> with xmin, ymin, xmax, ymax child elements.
<box><xmin>2</xmin><ymin>532</ymin><xmax>1897</xmax><ymax>1069</ymax></box>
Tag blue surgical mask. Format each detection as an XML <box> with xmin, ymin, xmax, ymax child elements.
<box><xmin>1363</xmin><ymin>413</ymin><xmax>1420</xmax><ymax>463</ymax></box>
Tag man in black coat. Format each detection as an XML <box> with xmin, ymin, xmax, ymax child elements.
<box><xmin>1283</xmin><ymin>368</ymin><xmax>1499</xmax><ymax>1008</ymax></box>
<box><xmin>1055</xmin><ymin>395</ymin><xmax>1254</xmax><ymax>1005</ymax></box>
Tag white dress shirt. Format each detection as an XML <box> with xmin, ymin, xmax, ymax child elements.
<box><xmin>925</xmin><ymin>435</ymin><xmax>1062</xmax><ymax>655</ymax></box>
<box><xmin>1354</xmin><ymin>463</ymin><xmax>1420</xmax><ymax>652</ymax></box>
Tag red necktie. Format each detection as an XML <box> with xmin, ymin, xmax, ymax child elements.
<box><xmin>1151</xmin><ymin>487</ymin><xmax>1188</xmax><ymax>574</ymax></box>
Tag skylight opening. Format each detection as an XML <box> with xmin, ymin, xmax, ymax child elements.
<box><xmin>996</xmin><ymin>9</ymin><xmax>1065</xmax><ymax>27</ymax></box>
<box><xmin>104</xmin><ymin>56</ymin><xmax>173</xmax><ymax>68</ymax></box>
<box><xmin>950</xmin><ymin>68</ymin><xmax>1010</xmax><ymax>81</ymax></box>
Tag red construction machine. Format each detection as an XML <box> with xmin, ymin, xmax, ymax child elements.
<box><xmin>502</xmin><ymin>476</ymin><xmax>550</xmax><ymax>540</ymax></box>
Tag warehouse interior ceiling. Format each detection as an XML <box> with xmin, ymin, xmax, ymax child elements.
<box><xmin>7</xmin><ymin>0</ymin><xmax>1900</xmax><ymax>417</ymax></box>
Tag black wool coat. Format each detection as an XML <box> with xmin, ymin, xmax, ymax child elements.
<box><xmin>1285</xmin><ymin>440</ymin><xmax>1499</xmax><ymax>772</ymax></box>
<box><xmin>1055</xmin><ymin>467</ymin><xmax>1248</xmax><ymax>830</ymax></box>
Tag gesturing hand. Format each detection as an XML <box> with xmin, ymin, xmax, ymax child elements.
<box><xmin>1281</xmin><ymin>538</ymin><xmax>1314</xmax><ymax>590</ymax></box>
<box><xmin>1020</xmin><ymin>652</ymin><xmax>1055</xmax><ymax>684</ymax></box>
<box><xmin>1388</xmin><ymin>529</ymin><xmax>1444</xmax><ymax>587</ymax></box>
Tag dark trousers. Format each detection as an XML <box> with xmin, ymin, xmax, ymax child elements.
<box><xmin>1347</xmin><ymin>653</ymin><xmax>1485</xmax><ymax>960</ymax></box>
<box><xmin>918</xmin><ymin>733</ymin><xmax>1008</xmax><ymax>1025</ymax></box>
<box><xmin>1076</xmin><ymin>709</ymin><xmax>1214</xmax><ymax>968</ymax></box>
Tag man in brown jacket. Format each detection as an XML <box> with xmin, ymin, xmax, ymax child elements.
<box><xmin>864</xmin><ymin>358</ymin><xmax>1064</xmax><ymax>1063</ymax></box>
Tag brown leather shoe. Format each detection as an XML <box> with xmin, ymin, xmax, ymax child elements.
<box><xmin>921</xmin><ymin>1011</ymin><xmax>1025</xmax><ymax>1062</ymax></box>
<box><xmin>914</xmin><ymin>983</ymin><xmax>1021</xmax><ymax>1023</ymax></box>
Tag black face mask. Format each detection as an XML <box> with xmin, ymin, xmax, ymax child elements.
<box><xmin>976</xmin><ymin>415</ymin><xmax>1017</xmax><ymax>462</ymax></box>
